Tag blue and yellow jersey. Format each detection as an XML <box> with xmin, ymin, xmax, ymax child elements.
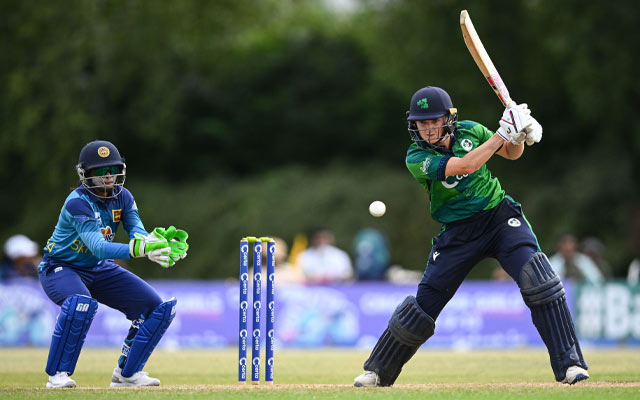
<box><xmin>40</xmin><ymin>186</ymin><xmax>147</xmax><ymax>269</ymax></box>
<box><xmin>405</xmin><ymin>120</ymin><xmax>505</xmax><ymax>224</ymax></box>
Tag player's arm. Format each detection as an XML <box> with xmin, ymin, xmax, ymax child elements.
<box><xmin>448</xmin><ymin>103</ymin><xmax>533</xmax><ymax>171</ymax></box>
<box><xmin>120</xmin><ymin>190</ymin><xmax>148</xmax><ymax>238</ymax></box>
<box><xmin>65</xmin><ymin>198</ymin><xmax>131</xmax><ymax>259</ymax></box>
<box><xmin>444</xmin><ymin>134</ymin><xmax>505</xmax><ymax>176</ymax></box>
<box><xmin>495</xmin><ymin>141</ymin><xmax>524</xmax><ymax>160</ymax></box>
<box><xmin>122</xmin><ymin>190</ymin><xmax>189</xmax><ymax>265</ymax></box>
<box><xmin>76</xmin><ymin>222</ymin><xmax>132</xmax><ymax>259</ymax></box>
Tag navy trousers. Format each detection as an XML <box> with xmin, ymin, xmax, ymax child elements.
<box><xmin>416</xmin><ymin>197</ymin><xmax>540</xmax><ymax>320</ymax></box>
<box><xmin>39</xmin><ymin>258</ymin><xmax>162</xmax><ymax>321</ymax></box>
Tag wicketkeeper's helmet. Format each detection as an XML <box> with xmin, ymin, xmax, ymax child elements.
<box><xmin>76</xmin><ymin>140</ymin><xmax>126</xmax><ymax>198</ymax></box>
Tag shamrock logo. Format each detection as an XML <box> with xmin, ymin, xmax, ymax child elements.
<box><xmin>417</xmin><ymin>98</ymin><xmax>429</xmax><ymax>109</ymax></box>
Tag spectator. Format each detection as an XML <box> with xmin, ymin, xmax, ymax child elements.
<box><xmin>580</xmin><ymin>237</ymin><xmax>613</xmax><ymax>279</ymax></box>
<box><xmin>352</xmin><ymin>228</ymin><xmax>390</xmax><ymax>280</ymax></box>
<box><xmin>628</xmin><ymin>258</ymin><xmax>640</xmax><ymax>285</ymax></box>
<box><xmin>299</xmin><ymin>228</ymin><xmax>353</xmax><ymax>283</ymax></box>
<box><xmin>385</xmin><ymin>265</ymin><xmax>422</xmax><ymax>283</ymax></box>
<box><xmin>549</xmin><ymin>234</ymin><xmax>604</xmax><ymax>284</ymax></box>
<box><xmin>258</xmin><ymin>237</ymin><xmax>304</xmax><ymax>284</ymax></box>
<box><xmin>0</xmin><ymin>234</ymin><xmax>40</xmax><ymax>281</ymax></box>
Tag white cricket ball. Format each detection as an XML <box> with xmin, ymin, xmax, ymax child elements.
<box><xmin>369</xmin><ymin>201</ymin><xmax>386</xmax><ymax>217</ymax></box>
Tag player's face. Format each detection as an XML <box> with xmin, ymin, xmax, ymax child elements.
<box><xmin>416</xmin><ymin>116</ymin><xmax>448</xmax><ymax>143</ymax></box>
<box><xmin>89</xmin><ymin>166</ymin><xmax>120</xmax><ymax>191</ymax></box>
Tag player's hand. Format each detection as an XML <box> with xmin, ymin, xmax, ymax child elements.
<box><xmin>524</xmin><ymin>116</ymin><xmax>543</xmax><ymax>146</ymax></box>
<box><xmin>147</xmin><ymin>247</ymin><xmax>172</xmax><ymax>268</ymax></box>
<box><xmin>156</xmin><ymin>226</ymin><xmax>189</xmax><ymax>266</ymax></box>
<box><xmin>496</xmin><ymin>103</ymin><xmax>532</xmax><ymax>143</ymax></box>
<box><xmin>129</xmin><ymin>230</ymin><xmax>172</xmax><ymax>268</ymax></box>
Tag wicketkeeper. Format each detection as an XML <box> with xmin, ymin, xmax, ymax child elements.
<box><xmin>38</xmin><ymin>140</ymin><xmax>189</xmax><ymax>388</ymax></box>
<box><xmin>353</xmin><ymin>87</ymin><xmax>589</xmax><ymax>387</ymax></box>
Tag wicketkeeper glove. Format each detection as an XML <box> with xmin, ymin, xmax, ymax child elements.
<box><xmin>129</xmin><ymin>229</ymin><xmax>172</xmax><ymax>268</ymax></box>
<box><xmin>155</xmin><ymin>226</ymin><xmax>189</xmax><ymax>266</ymax></box>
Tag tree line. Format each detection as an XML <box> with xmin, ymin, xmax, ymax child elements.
<box><xmin>1</xmin><ymin>0</ymin><xmax>638</xmax><ymax>278</ymax></box>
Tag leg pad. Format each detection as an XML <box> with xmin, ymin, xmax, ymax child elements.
<box><xmin>121</xmin><ymin>298</ymin><xmax>177</xmax><ymax>377</ymax></box>
<box><xmin>519</xmin><ymin>253</ymin><xmax>587</xmax><ymax>381</ymax></box>
<box><xmin>45</xmin><ymin>295</ymin><xmax>98</xmax><ymax>376</ymax></box>
<box><xmin>364</xmin><ymin>296</ymin><xmax>435</xmax><ymax>386</ymax></box>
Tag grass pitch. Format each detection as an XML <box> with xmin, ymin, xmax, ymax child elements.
<box><xmin>0</xmin><ymin>347</ymin><xmax>638</xmax><ymax>399</ymax></box>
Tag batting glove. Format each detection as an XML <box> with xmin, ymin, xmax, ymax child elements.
<box><xmin>496</xmin><ymin>103</ymin><xmax>532</xmax><ymax>143</ymax></box>
<box><xmin>524</xmin><ymin>116</ymin><xmax>543</xmax><ymax>146</ymax></box>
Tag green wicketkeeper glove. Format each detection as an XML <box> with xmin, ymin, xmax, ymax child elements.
<box><xmin>155</xmin><ymin>226</ymin><xmax>189</xmax><ymax>266</ymax></box>
<box><xmin>129</xmin><ymin>229</ymin><xmax>172</xmax><ymax>268</ymax></box>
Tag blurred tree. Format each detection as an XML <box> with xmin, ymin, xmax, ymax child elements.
<box><xmin>1</xmin><ymin>0</ymin><xmax>638</xmax><ymax>277</ymax></box>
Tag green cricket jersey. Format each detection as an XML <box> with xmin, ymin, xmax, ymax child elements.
<box><xmin>406</xmin><ymin>120</ymin><xmax>505</xmax><ymax>224</ymax></box>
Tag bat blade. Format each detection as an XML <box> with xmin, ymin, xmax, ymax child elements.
<box><xmin>460</xmin><ymin>10</ymin><xmax>513</xmax><ymax>107</ymax></box>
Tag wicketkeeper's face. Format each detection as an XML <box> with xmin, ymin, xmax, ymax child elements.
<box><xmin>416</xmin><ymin>116</ymin><xmax>448</xmax><ymax>143</ymax></box>
<box><xmin>88</xmin><ymin>167</ymin><xmax>119</xmax><ymax>190</ymax></box>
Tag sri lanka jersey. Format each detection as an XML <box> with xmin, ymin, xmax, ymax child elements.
<box><xmin>405</xmin><ymin>120</ymin><xmax>505</xmax><ymax>224</ymax></box>
<box><xmin>40</xmin><ymin>186</ymin><xmax>147</xmax><ymax>269</ymax></box>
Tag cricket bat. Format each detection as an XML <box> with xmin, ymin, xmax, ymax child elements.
<box><xmin>460</xmin><ymin>10</ymin><xmax>515</xmax><ymax>108</ymax></box>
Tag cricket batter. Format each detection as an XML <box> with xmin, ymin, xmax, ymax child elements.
<box><xmin>38</xmin><ymin>140</ymin><xmax>189</xmax><ymax>388</ymax></box>
<box><xmin>354</xmin><ymin>86</ymin><xmax>589</xmax><ymax>387</ymax></box>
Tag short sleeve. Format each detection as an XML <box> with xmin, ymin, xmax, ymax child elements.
<box><xmin>65</xmin><ymin>198</ymin><xmax>97</xmax><ymax>226</ymax></box>
<box><xmin>406</xmin><ymin>147</ymin><xmax>450</xmax><ymax>182</ymax></box>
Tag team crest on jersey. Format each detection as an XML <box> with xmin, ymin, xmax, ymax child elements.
<box><xmin>112</xmin><ymin>209</ymin><xmax>122</xmax><ymax>223</ymax></box>
<box><xmin>460</xmin><ymin>138</ymin><xmax>474</xmax><ymax>152</ymax></box>
<box><xmin>100</xmin><ymin>226</ymin><xmax>115</xmax><ymax>241</ymax></box>
<box><xmin>508</xmin><ymin>218</ymin><xmax>521</xmax><ymax>227</ymax></box>
<box><xmin>98</xmin><ymin>146</ymin><xmax>110</xmax><ymax>158</ymax></box>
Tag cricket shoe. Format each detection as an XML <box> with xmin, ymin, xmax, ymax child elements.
<box><xmin>562</xmin><ymin>366</ymin><xmax>589</xmax><ymax>385</ymax></box>
<box><xmin>46</xmin><ymin>371</ymin><xmax>76</xmax><ymax>388</ymax></box>
<box><xmin>110</xmin><ymin>367</ymin><xmax>160</xmax><ymax>387</ymax></box>
<box><xmin>354</xmin><ymin>371</ymin><xmax>380</xmax><ymax>387</ymax></box>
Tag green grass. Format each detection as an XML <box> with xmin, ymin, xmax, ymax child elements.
<box><xmin>1</xmin><ymin>348</ymin><xmax>638</xmax><ymax>399</ymax></box>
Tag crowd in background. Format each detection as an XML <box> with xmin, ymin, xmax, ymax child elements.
<box><xmin>2</xmin><ymin>230</ymin><xmax>638</xmax><ymax>285</ymax></box>
<box><xmin>0</xmin><ymin>234</ymin><xmax>40</xmax><ymax>282</ymax></box>
<box><xmin>252</xmin><ymin>229</ymin><xmax>638</xmax><ymax>285</ymax></box>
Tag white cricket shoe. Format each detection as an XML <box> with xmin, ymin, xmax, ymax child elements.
<box><xmin>110</xmin><ymin>367</ymin><xmax>160</xmax><ymax>387</ymax></box>
<box><xmin>354</xmin><ymin>371</ymin><xmax>380</xmax><ymax>387</ymax></box>
<box><xmin>46</xmin><ymin>371</ymin><xmax>76</xmax><ymax>388</ymax></box>
<box><xmin>562</xmin><ymin>366</ymin><xmax>589</xmax><ymax>385</ymax></box>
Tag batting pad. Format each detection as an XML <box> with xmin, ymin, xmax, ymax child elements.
<box><xmin>520</xmin><ymin>252</ymin><xmax>588</xmax><ymax>381</ymax></box>
<box><xmin>364</xmin><ymin>295</ymin><xmax>435</xmax><ymax>386</ymax></box>
<box><xmin>121</xmin><ymin>297</ymin><xmax>177</xmax><ymax>377</ymax></box>
<box><xmin>45</xmin><ymin>295</ymin><xmax>98</xmax><ymax>376</ymax></box>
